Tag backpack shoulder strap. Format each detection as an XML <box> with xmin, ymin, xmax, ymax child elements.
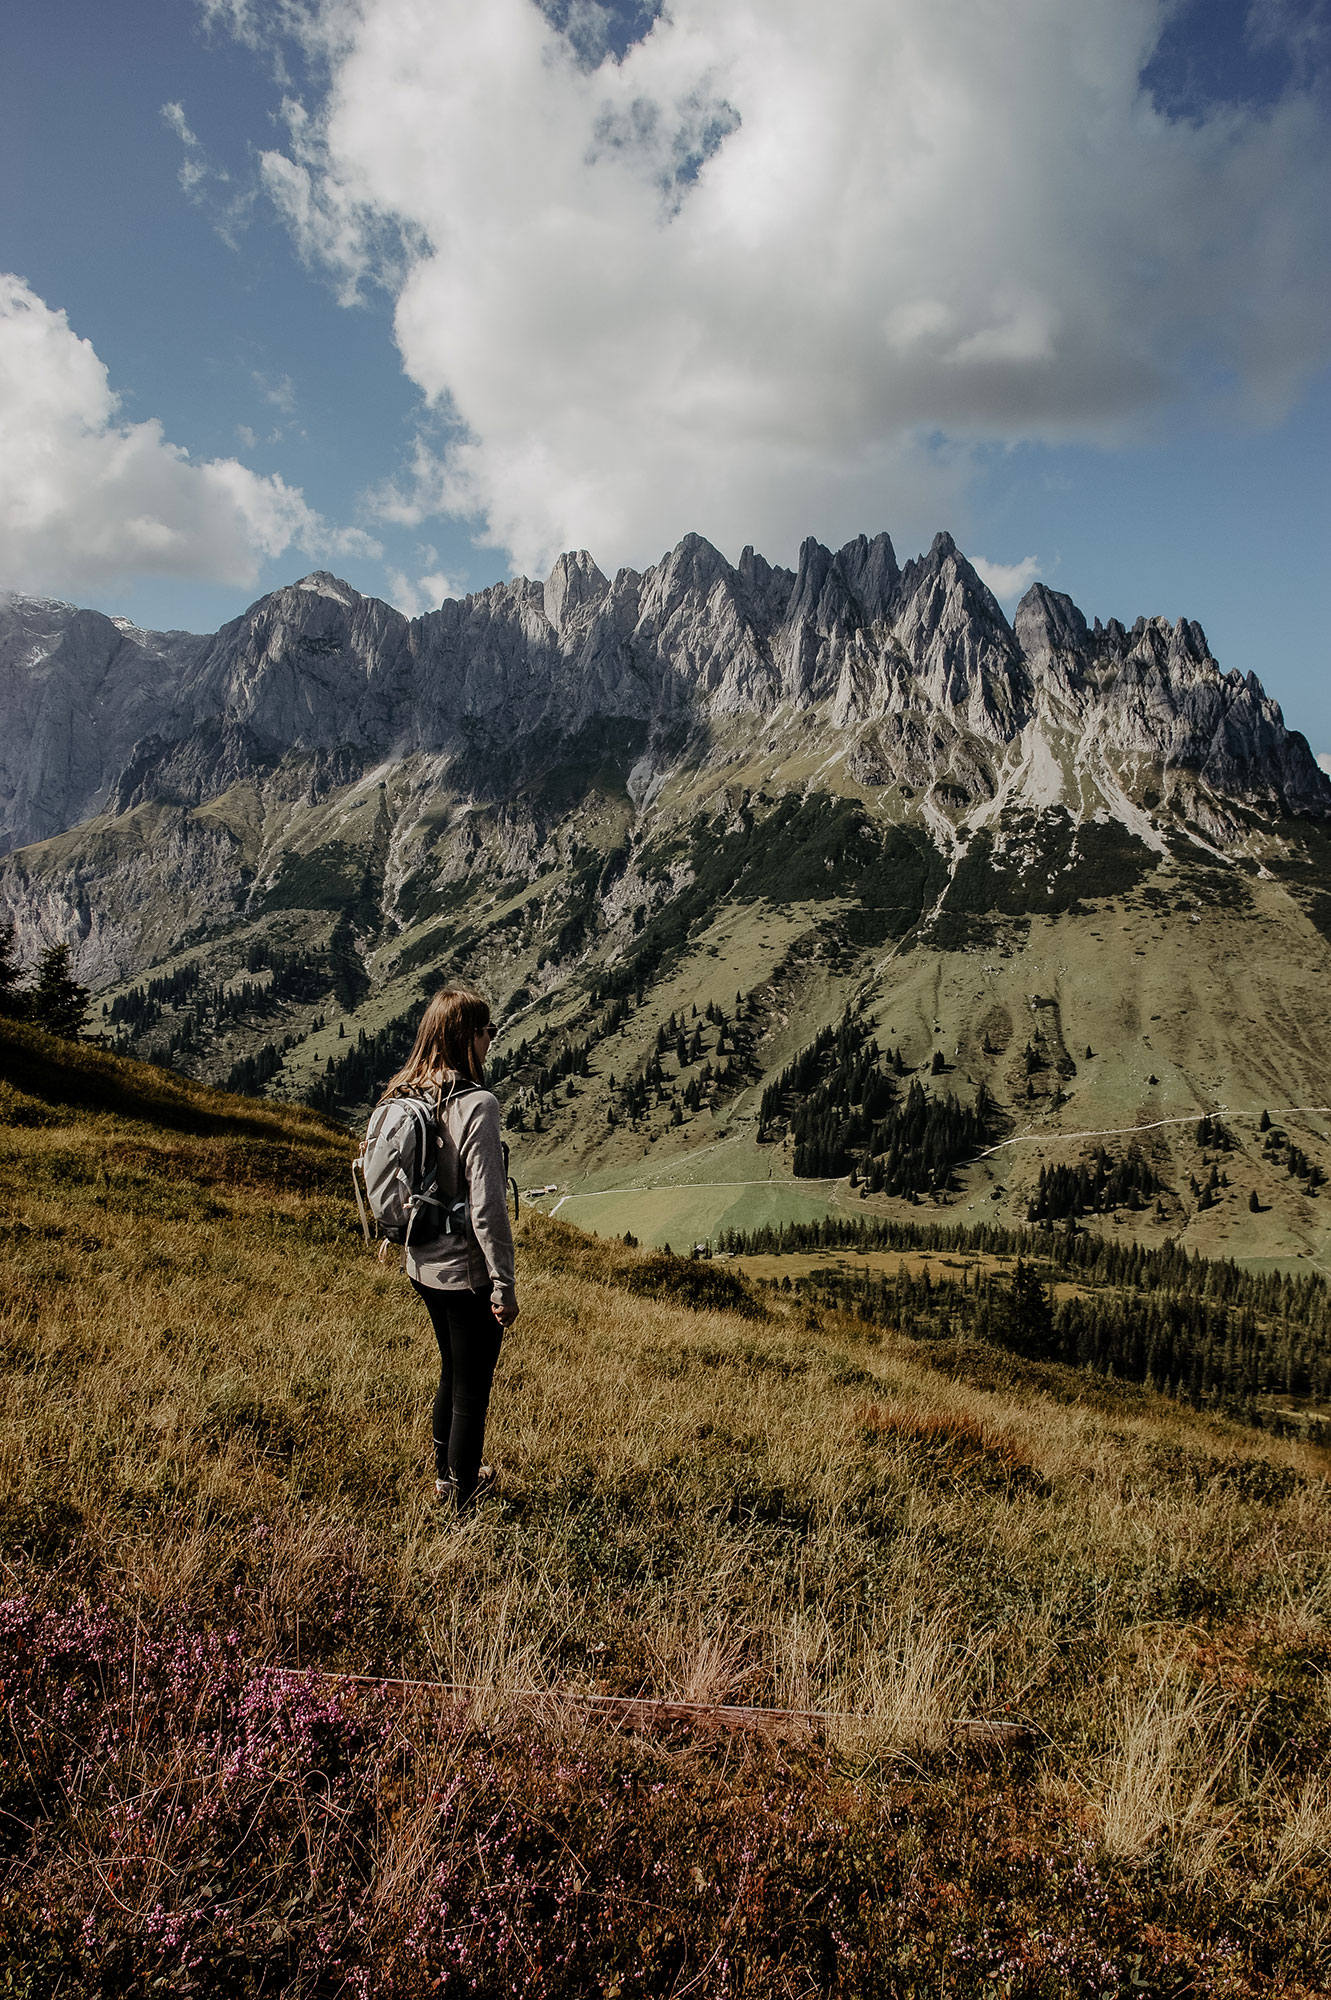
<box><xmin>433</xmin><ymin>1079</ymin><xmax>495</xmax><ymax>1206</ymax></box>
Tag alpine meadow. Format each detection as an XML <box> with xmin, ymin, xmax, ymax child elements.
<box><xmin>2</xmin><ymin>522</ymin><xmax>1331</xmax><ymax>1995</ymax></box>
<box><xmin>12</xmin><ymin>0</ymin><xmax>1331</xmax><ymax>1982</ymax></box>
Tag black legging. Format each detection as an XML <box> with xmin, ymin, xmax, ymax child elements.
<box><xmin>411</xmin><ymin>1282</ymin><xmax>503</xmax><ymax>1503</ymax></box>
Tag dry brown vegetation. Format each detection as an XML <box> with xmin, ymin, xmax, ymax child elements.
<box><xmin>2</xmin><ymin>1017</ymin><xmax>1331</xmax><ymax>1996</ymax></box>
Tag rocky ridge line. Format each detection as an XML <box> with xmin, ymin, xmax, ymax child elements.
<box><xmin>0</xmin><ymin>527</ymin><xmax>1325</xmax><ymax>855</ymax></box>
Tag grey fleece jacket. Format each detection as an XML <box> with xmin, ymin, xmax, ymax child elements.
<box><xmin>404</xmin><ymin>1081</ymin><xmax>516</xmax><ymax>1304</ymax></box>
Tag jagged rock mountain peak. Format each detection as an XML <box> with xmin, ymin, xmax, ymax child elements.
<box><xmin>294</xmin><ymin>571</ymin><xmax>363</xmax><ymax>606</ymax></box>
<box><xmin>542</xmin><ymin>550</ymin><xmax>609</xmax><ymax>631</ymax></box>
<box><xmin>637</xmin><ymin>531</ymin><xmax>726</xmax><ymax>609</ymax></box>
<box><xmin>1014</xmin><ymin>583</ymin><xmax>1090</xmax><ymax>664</ymax></box>
<box><xmin>833</xmin><ymin>530</ymin><xmax>900</xmax><ymax>623</ymax></box>
<box><xmin>787</xmin><ymin>535</ymin><xmax>867</xmax><ymax>643</ymax></box>
<box><xmin>735</xmin><ymin>542</ymin><xmax>793</xmax><ymax>607</ymax></box>
<box><xmin>887</xmin><ymin>532</ymin><xmax>1029</xmax><ymax>739</ymax></box>
<box><xmin>0</xmin><ymin>526</ymin><xmax>1327</xmax><ymax>857</ymax></box>
<box><xmin>183</xmin><ymin>574</ymin><xmax>412</xmax><ymax>759</ymax></box>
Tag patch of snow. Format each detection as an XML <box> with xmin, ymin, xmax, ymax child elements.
<box><xmin>0</xmin><ymin>588</ymin><xmax>77</xmax><ymax>614</ymax></box>
<box><xmin>296</xmin><ymin>573</ymin><xmax>356</xmax><ymax>605</ymax></box>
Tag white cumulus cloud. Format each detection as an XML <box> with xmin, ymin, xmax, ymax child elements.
<box><xmin>0</xmin><ymin>275</ymin><xmax>377</xmax><ymax>596</ymax></box>
<box><xmin>972</xmin><ymin>555</ymin><xmax>1042</xmax><ymax>603</ymax></box>
<box><xmin>385</xmin><ymin>559</ymin><xmax>458</xmax><ymax>616</ymax></box>
<box><xmin>245</xmin><ymin>0</ymin><xmax>1331</xmax><ymax>577</ymax></box>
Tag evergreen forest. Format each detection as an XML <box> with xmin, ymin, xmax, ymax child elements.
<box><xmin>721</xmin><ymin>1213</ymin><xmax>1331</xmax><ymax>1430</ymax></box>
<box><xmin>760</xmin><ymin>1013</ymin><xmax>996</xmax><ymax>1193</ymax></box>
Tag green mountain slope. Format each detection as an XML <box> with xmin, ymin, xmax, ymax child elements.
<box><xmin>10</xmin><ymin>732</ymin><xmax>1331</xmax><ymax>1267</ymax></box>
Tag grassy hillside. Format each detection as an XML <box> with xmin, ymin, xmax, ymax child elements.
<box><xmin>17</xmin><ymin>722</ymin><xmax>1331</xmax><ymax>1268</ymax></box>
<box><xmin>2</xmin><ymin>1020</ymin><xmax>1331</xmax><ymax>1994</ymax></box>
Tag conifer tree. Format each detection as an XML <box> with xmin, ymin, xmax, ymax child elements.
<box><xmin>990</xmin><ymin>1257</ymin><xmax>1056</xmax><ymax>1360</ymax></box>
<box><xmin>30</xmin><ymin>943</ymin><xmax>89</xmax><ymax>1041</ymax></box>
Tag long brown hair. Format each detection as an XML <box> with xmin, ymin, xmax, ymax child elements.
<box><xmin>380</xmin><ymin>984</ymin><xmax>492</xmax><ymax>1100</ymax></box>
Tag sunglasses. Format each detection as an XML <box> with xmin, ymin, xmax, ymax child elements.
<box><xmin>478</xmin><ymin>1022</ymin><xmax>496</xmax><ymax>1039</ymax></box>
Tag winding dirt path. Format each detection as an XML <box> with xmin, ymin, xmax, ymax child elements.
<box><xmin>547</xmin><ymin>1104</ymin><xmax>1331</xmax><ymax>1215</ymax></box>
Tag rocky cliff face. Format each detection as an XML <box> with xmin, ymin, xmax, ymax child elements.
<box><xmin>2</xmin><ymin>528</ymin><xmax>1324</xmax><ymax>857</ymax></box>
<box><xmin>0</xmin><ymin>593</ymin><xmax>210</xmax><ymax>850</ymax></box>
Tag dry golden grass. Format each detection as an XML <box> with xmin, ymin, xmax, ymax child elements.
<box><xmin>3</xmin><ymin>1017</ymin><xmax>1331</xmax><ymax>1986</ymax></box>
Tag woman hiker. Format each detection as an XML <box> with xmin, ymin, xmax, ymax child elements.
<box><xmin>377</xmin><ymin>984</ymin><xmax>518</xmax><ymax>1509</ymax></box>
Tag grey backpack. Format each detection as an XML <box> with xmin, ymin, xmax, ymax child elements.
<box><xmin>353</xmin><ymin>1086</ymin><xmax>473</xmax><ymax>1248</ymax></box>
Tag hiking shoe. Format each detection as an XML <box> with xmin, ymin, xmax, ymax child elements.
<box><xmin>434</xmin><ymin>1466</ymin><xmax>495</xmax><ymax>1508</ymax></box>
<box><xmin>456</xmin><ymin>1465</ymin><xmax>497</xmax><ymax>1509</ymax></box>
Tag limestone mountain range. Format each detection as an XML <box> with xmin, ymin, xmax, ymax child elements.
<box><xmin>1</xmin><ymin>528</ymin><xmax>1324</xmax><ymax>858</ymax></box>
<box><xmin>4</xmin><ymin>527</ymin><xmax>1331</xmax><ymax>1264</ymax></box>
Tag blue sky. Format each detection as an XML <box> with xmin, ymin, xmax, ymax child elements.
<box><xmin>2</xmin><ymin>0</ymin><xmax>1330</xmax><ymax>749</ymax></box>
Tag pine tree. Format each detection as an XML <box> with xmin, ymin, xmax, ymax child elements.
<box><xmin>30</xmin><ymin>943</ymin><xmax>89</xmax><ymax>1041</ymax></box>
<box><xmin>990</xmin><ymin>1257</ymin><xmax>1056</xmax><ymax>1360</ymax></box>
